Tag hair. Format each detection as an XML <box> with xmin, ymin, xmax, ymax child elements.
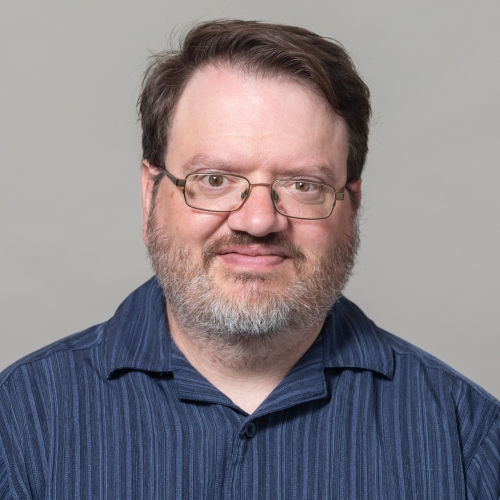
<box><xmin>138</xmin><ymin>19</ymin><xmax>371</xmax><ymax>184</ymax></box>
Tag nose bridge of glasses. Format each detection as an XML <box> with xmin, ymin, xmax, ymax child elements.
<box><xmin>240</xmin><ymin>182</ymin><xmax>277</xmax><ymax>204</ymax></box>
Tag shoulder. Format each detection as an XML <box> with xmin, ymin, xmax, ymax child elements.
<box><xmin>337</xmin><ymin>295</ymin><xmax>499</xmax><ymax>406</ymax></box>
<box><xmin>0</xmin><ymin>277</ymin><xmax>163</xmax><ymax>392</ymax></box>
<box><xmin>382</xmin><ymin>325</ymin><xmax>500</xmax><ymax>438</ymax></box>
<box><xmin>336</xmin><ymin>297</ymin><xmax>500</xmax><ymax>474</ymax></box>
<box><xmin>384</xmin><ymin>325</ymin><xmax>498</xmax><ymax>409</ymax></box>
<box><xmin>0</xmin><ymin>323</ymin><xmax>105</xmax><ymax>390</ymax></box>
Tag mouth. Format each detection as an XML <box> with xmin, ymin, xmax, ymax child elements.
<box><xmin>215</xmin><ymin>245</ymin><xmax>291</xmax><ymax>270</ymax></box>
<box><xmin>218</xmin><ymin>245</ymin><xmax>290</xmax><ymax>258</ymax></box>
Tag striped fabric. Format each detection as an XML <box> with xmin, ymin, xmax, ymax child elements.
<box><xmin>0</xmin><ymin>277</ymin><xmax>499</xmax><ymax>499</ymax></box>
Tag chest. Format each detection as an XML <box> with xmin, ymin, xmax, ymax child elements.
<box><xmin>22</xmin><ymin>372</ymin><xmax>467</xmax><ymax>499</ymax></box>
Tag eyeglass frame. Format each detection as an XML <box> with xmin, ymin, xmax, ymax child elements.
<box><xmin>161</xmin><ymin>168</ymin><xmax>345</xmax><ymax>220</ymax></box>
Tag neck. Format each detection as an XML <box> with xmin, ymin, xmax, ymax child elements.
<box><xmin>166</xmin><ymin>303</ymin><xmax>324</xmax><ymax>414</ymax></box>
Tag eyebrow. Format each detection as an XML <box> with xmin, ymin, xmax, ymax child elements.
<box><xmin>180</xmin><ymin>154</ymin><xmax>233</xmax><ymax>173</ymax></box>
<box><xmin>179</xmin><ymin>154</ymin><xmax>341</xmax><ymax>185</ymax></box>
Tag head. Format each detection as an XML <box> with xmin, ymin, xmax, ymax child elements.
<box><xmin>138</xmin><ymin>20</ymin><xmax>370</xmax><ymax>351</ymax></box>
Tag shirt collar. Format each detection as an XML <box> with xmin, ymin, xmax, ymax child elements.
<box><xmin>102</xmin><ymin>278</ymin><xmax>394</xmax><ymax>380</ymax></box>
<box><xmin>102</xmin><ymin>277</ymin><xmax>172</xmax><ymax>378</ymax></box>
<box><xmin>322</xmin><ymin>297</ymin><xmax>395</xmax><ymax>379</ymax></box>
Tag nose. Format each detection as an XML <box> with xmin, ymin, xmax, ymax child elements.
<box><xmin>226</xmin><ymin>183</ymin><xmax>289</xmax><ymax>237</ymax></box>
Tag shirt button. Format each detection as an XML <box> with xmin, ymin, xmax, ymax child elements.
<box><xmin>244</xmin><ymin>422</ymin><xmax>256</xmax><ymax>438</ymax></box>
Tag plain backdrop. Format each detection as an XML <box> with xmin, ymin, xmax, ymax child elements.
<box><xmin>1</xmin><ymin>0</ymin><xmax>499</xmax><ymax>398</ymax></box>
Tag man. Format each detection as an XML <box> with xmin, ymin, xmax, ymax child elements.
<box><xmin>0</xmin><ymin>19</ymin><xmax>498</xmax><ymax>499</ymax></box>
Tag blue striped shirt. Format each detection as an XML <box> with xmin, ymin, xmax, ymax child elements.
<box><xmin>1</xmin><ymin>277</ymin><xmax>499</xmax><ymax>499</ymax></box>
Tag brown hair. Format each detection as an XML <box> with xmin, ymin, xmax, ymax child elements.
<box><xmin>138</xmin><ymin>19</ymin><xmax>371</xmax><ymax>183</ymax></box>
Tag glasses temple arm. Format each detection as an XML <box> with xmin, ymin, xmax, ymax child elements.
<box><xmin>164</xmin><ymin>169</ymin><xmax>186</xmax><ymax>187</ymax></box>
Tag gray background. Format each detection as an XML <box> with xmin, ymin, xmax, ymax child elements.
<box><xmin>1</xmin><ymin>0</ymin><xmax>499</xmax><ymax>398</ymax></box>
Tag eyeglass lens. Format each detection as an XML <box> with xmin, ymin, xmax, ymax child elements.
<box><xmin>184</xmin><ymin>173</ymin><xmax>336</xmax><ymax>219</ymax></box>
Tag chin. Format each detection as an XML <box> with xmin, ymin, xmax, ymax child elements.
<box><xmin>214</xmin><ymin>266</ymin><xmax>298</xmax><ymax>289</ymax></box>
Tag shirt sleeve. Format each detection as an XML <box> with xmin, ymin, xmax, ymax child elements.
<box><xmin>0</xmin><ymin>379</ymin><xmax>31</xmax><ymax>500</ymax></box>
<box><xmin>466</xmin><ymin>411</ymin><xmax>500</xmax><ymax>499</ymax></box>
<box><xmin>0</xmin><ymin>449</ymin><xmax>13</xmax><ymax>500</ymax></box>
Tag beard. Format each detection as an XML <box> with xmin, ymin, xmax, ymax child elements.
<box><xmin>146</xmin><ymin>207</ymin><xmax>360</xmax><ymax>349</ymax></box>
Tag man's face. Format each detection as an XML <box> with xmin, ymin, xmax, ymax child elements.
<box><xmin>142</xmin><ymin>66</ymin><xmax>360</xmax><ymax>343</ymax></box>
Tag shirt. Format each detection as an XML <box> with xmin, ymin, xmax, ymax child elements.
<box><xmin>0</xmin><ymin>278</ymin><xmax>499</xmax><ymax>499</ymax></box>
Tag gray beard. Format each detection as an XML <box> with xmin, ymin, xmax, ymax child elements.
<box><xmin>147</xmin><ymin>210</ymin><xmax>360</xmax><ymax>349</ymax></box>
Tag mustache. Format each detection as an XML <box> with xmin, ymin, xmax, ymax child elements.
<box><xmin>202</xmin><ymin>232</ymin><xmax>307</xmax><ymax>263</ymax></box>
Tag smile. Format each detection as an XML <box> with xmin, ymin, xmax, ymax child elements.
<box><xmin>216</xmin><ymin>245</ymin><xmax>290</xmax><ymax>270</ymax></box>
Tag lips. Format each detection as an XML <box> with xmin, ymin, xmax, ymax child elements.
<box><xmin>215</xmin><ymin>245</ymin><xmax>290</xmax><ymax>269</ymax></box>
<box><xmin>202</xmin><ymin>233</ymin><xmax>306</xmax><ymax>270</ymax></box>
<box><xmin>217</xmin><ymin>245</ymin><xmax>291</xmax><ymax>258</ymax></box>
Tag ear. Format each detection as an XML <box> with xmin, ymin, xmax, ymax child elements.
<box><xmin>141</xmin><ymin>160</ymin><xmax>161</xmax><ymax>244</ymax></box>
<box><xmin>346</xmin><ymin>178</ymin><xmax>362</xmax><ymax>210</ymax></box>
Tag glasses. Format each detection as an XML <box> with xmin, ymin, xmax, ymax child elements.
<box><xmin>163</xmin><ymin>170</ymin><xmax>345</xmax><ymax>220</ymax></box>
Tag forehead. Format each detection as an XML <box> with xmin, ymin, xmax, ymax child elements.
<box><xmin>166</xmin><ymin>65</ymin><xmax>348</xmax><ymax>181</ymax></box>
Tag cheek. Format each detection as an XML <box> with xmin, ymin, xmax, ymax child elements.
<box><xmin>184</xmin><ymin>212</ymin><xmax>230</xmax><ymax>244</ymax></box>
<box><xmin>288</xmin><ymin>220</ymin><xmax>335</xmax><ymax>260</ymax></box>
<box><xmin>291</xmin><ymin>204</ymin><xmax>355</xmax><ymax>261</ymax></box>
<box><xmin>155</xmin><ymin>190</ymin><xmax>229</xmax><ymax>246</ymax></box>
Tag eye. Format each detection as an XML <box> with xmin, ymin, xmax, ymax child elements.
<box><xmin>208</xmin><ymin>175</ymin><xmax>224</xmax><ymax>187</ymax></box>
<box><xmin>294</xmin><ymin>181</ymin><xmax>311</xmax><ymax>192</ymax></box>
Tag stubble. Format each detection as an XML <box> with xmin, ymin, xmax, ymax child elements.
<box><xmin>146</xmin><ymin>204</ymin><xmax>360</xmax><ymax>361</ymax></box>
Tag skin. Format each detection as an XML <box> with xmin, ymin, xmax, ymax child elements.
<box><xmin>141</xmin><ymin>66</ymin><xmax>361</xmax><ymax>413</ymax></box>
